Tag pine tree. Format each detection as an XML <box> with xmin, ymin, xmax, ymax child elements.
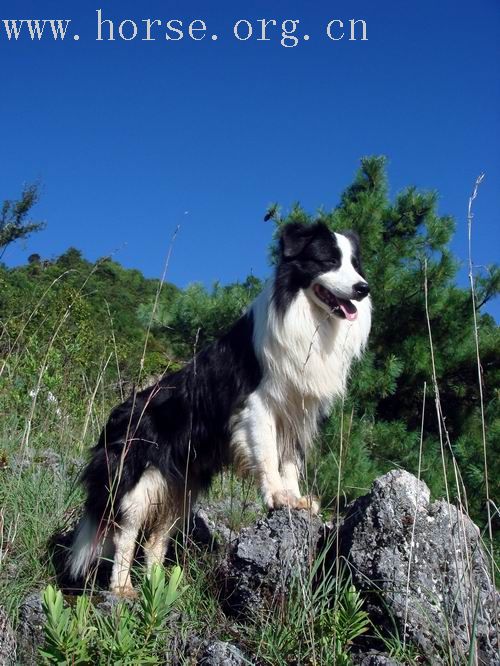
<box><xmin>271</xmin><ymin>157</ymin><xmax>499</xmax><ymax>533</ymax></box>
<box><xmin>142</xmin><ymin>276</ymin><xmax>263</xmax><ymax>359</ymax></box>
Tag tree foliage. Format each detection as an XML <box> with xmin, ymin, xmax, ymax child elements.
<box><xmin>0</xmin><ymin>248</ymin><xmax>178</xmax><ymax>419</ymax></box>
<box><xmin>138</xmin><ymin>276</ymin><xmax>262</xmax><ymax>358</ymax></box>
<box><xmin>0</xmin><ymin>184</ymin><xmax>45</xmax><ymax>259</ymax></box>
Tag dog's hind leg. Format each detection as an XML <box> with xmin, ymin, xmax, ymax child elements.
<box><xmin>144</xmin><ymin>529</ymin><xmax>169</xmax><ymax>574</ymax></box>
<box><xmin>109</xmin><ymin>467</ymin><xmax>168</xmax><ymax>597</ymax></box>
<box><xmin>110</xmin><ymin>518</ymin><xmax>140</xmax><ymax>598</ymax></box>
<box><xmin>143</xmin><ymin>512</ymin><xmax>182</xmax><ymax>574</ymax></box>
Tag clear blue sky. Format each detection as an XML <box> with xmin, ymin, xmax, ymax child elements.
<box><xmin>1</xmin><ymin>1</ymin><xmax>499</xmax><ymax>318</ymax></box>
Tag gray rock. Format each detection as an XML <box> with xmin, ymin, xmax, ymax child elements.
<box><xmin>12</xmin><ymin>448</ymin><xmax>83</xmax><ymax>477</ymax></box>
<box><xmin>338</xmin><ymin>470</ymin><xmax>500</xmax><ymax>665</ymax></box>
<box><xmin>93</xmin><ymin>590</ymin><xmax>130</xmax><ymax>614</ymax></box>
<box><xmin>174</xmin><ymin>633</ymin><xmax>251</xmax><ymax>665</ymax></box>
<box><xmin>190</xmin><ymin>506</ymin><xmax>233</xmax><ymax>548</ymax></box>
<box><xmin>220</xmin><ymin>507</ymin><xmax>324</xmax><ymax>618</ymax></box>
<box><xmin>179</xmin><ymin>632</ymin><xmax>205</xmax><ymax>662</ymax></box>
<box><xmin>16</xmin><ymin>592</ymin><xmax>45</xmax><ymax>666</ymax></box>
<box><xmin>198</xmin><ymin>640</ymin><xmax>250</xmax><ymax>665</ymax></box>
<box><xmin>0</xmin><ymin>606</ymin><xmax>16</xmax><ymax>666</ymax></box>
<box><xmin>190</xmin><ymin>499</ymin><xmax>264</xmax><ymax>550</ymax></box>
<box><xmin>352</xmin><ymin>651</ymin><xmax>402</xmax><ymax>666</ymax></box>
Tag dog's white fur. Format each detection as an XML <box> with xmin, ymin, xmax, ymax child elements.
<box><xmin>231</xmin><ymin>233</ymin><xmax>371</xmax><ymax>511</ymax></box>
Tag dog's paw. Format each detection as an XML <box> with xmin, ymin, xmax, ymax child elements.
<box><xmin>295</xmin><ymin>495</ymin><xmax>321</xmax><ymax>515</ymax></box>
<box><xmin>267</xmin><ymin>491</ymin><xmax>320</xmax><ymax>515</ymax></box>
<box><xmin>267</xmin><ymin>489</ymin><xmax>300</xmax><ymax>510</ymax></box>
<box><xmin>109</xmin><ymin>585</ymin><xmax>138</xmax><ymax>600</ymax></box>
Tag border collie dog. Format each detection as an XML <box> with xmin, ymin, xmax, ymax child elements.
<box><xmin>69</xmin><ymin>221</ymin><xmax>371</xmax><ymax>596</ymax></box>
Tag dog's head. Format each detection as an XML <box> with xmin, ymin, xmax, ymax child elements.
<box><xmin>275</xmin><ymin>221</ymin><xmax>369</xmax><ymax>320</ymax></box>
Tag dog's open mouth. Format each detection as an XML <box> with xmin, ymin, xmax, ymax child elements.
<box><xmin>313</xmin><ymin>284</ymin><xmax>358</xmax><ymax>321</ymax></box>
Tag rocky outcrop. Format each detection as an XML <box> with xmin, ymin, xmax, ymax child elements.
<box><xmin>190</xmin><ymin>498</ymin><xmax>263</xmax><ymax>549</ymax></box>
<box><xmin>8</xmin><ymin>470</ymin><xmax>499</xmax><ymax>665</ymax></box>
<box><xmin>16</xmin><ymin>593</ymin><xmax>46</xmax><ymax>666</ymax></box>
<box><xmin>220</xmin><ymin>507</ymin><xmax>324</xmax><ymax>618</ymax></box>
<box><xmin>338</xmin><ymin>470</ymin><xmax>499</xmax><ymax>665</ymax></box>
<box><xmin>181</xmin><ymin>634</ymin><xmax>252</xmax><ymax>665</ymax></box>
<box><xmin>352</xmin><ymin>653</ymin><xmax>401</xmax><ymax>666</ymax></box>
<box><xmin>0</xmin><ymin>606</ymin><xmax>16</xmax><ymax>666</ymax></box>
<box><xmin>197</xmin><ymin>640</ymin><xmax>250</xmax><ymax>665</ymax></box>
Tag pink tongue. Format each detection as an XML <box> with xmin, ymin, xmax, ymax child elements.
<box><xmin>338</xmin><ymin>299</ymin><xmax>358</xmax><ymax>321</ymax></box>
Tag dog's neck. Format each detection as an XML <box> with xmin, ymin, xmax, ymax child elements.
<box><xmin>251</xmin><ymin>281</ymin><xmax>371</xmax><ymax>405</ymax></box>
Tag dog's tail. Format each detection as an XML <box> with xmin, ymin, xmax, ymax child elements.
<box><xmin>68</xmin><ymin>439</ymin><xmax>124</xmax><ymax>580</ymax></box>
<box><xmin>68</xmin><ymin>512</ymin><xmax>103</xmax><ymax>580</ymax></box>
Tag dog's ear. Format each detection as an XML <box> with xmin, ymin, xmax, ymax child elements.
<box><xmin>280</xmin><ymin>223</ymin><xmax>314</xmax><ymax>259</ymax></box>
<box><xmin>342</xmin><ymin>229</ymin><xmax>365</xmax><ymax>276</ymax></box>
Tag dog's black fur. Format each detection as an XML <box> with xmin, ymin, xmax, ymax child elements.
<box><xmin>82</xmin><ymin>312</ymin><xmax>262</xmax><ymax>530</ymax></box>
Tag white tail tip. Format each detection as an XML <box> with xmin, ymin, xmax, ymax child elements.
<box><xmin>69</xmin><ymin>515</ymin><xmax>99</xmax><ymax>580</ymax></box>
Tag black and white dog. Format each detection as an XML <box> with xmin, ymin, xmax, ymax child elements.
<box><xmin>69</xmin><ymin>221</ymin><xmax>371</xmax><ymax>596</ymax></box>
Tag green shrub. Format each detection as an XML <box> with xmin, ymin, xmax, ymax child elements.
<box><xmin>253</xmin><ymin>556</ymin><xmax>370</xmax><ymax>665</ymax></box>
<box><xmin>40</xmin><ymin>564</ymin><xmax>184</xmax><ymax>665</ymax></box>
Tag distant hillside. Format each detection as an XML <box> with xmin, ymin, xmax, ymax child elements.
<box><xmin>0</xmin><ymin>247</ymin><xmax>260</xmax><ymax>409</ymax></box>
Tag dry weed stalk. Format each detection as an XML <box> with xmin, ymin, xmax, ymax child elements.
<box><xmin>466</xmin><ymin>173</ymin><xmax>498</xmax><ymax>648</ymax></box>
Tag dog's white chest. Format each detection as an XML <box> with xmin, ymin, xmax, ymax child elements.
<box><xmin>253</xmin><ymin>287</ymin><xmax>371</xmax><ymax>406</ymax></box>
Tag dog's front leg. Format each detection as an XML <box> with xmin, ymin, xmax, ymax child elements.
<box><xmin>245</xmin><ymin>392</ymin><xmax>304</xmax><ymax>511</ymax></box>
<box><xmin>281</xmin><ymin>460</ymin><xmax>320</xmax><ymax>515</ymax></box>
<box><xmin>280</xmin><ymin>460</ymin><xmax>301</xmax><ymax>498</ymax></box>
<box><xmin>242</xmin><ymin>392</ymin><xmax>286</xmax><ymax>510</ymax></box>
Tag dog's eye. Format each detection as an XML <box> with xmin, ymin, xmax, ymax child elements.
<box><xmin>319</xmin><ymin>259</ymin><xmax>337</xmax><ymax>271</ymax></box>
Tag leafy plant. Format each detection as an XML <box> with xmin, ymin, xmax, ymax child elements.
<box><xmin>255</xmin><ymin>554</ymin><xmax>370</xmax><ymax>665</ymax></box>
<box><xmin>40</xmin><ymin>565</ymin><xmax>184</xmax><ymax>665</ymax></box>
<box><xmin>40</xmin><ymin>588</ymin><xmax>94</xmax><ymax>665</ymax></box>
<box><xmin>317</xmin><ymin>584</ymin><xmax>370</xmax><ymax>665</ymax></box>
<box><xmin>139</xmin><ymin>563</ymin><xmax>184</xmax><ymax>637</ymax></box>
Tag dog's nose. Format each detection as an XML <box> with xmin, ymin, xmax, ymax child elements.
<box><xmin>353</xmin><ymin>281</ymin><xmax>370</xmax><ymax>299</ymax></box>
